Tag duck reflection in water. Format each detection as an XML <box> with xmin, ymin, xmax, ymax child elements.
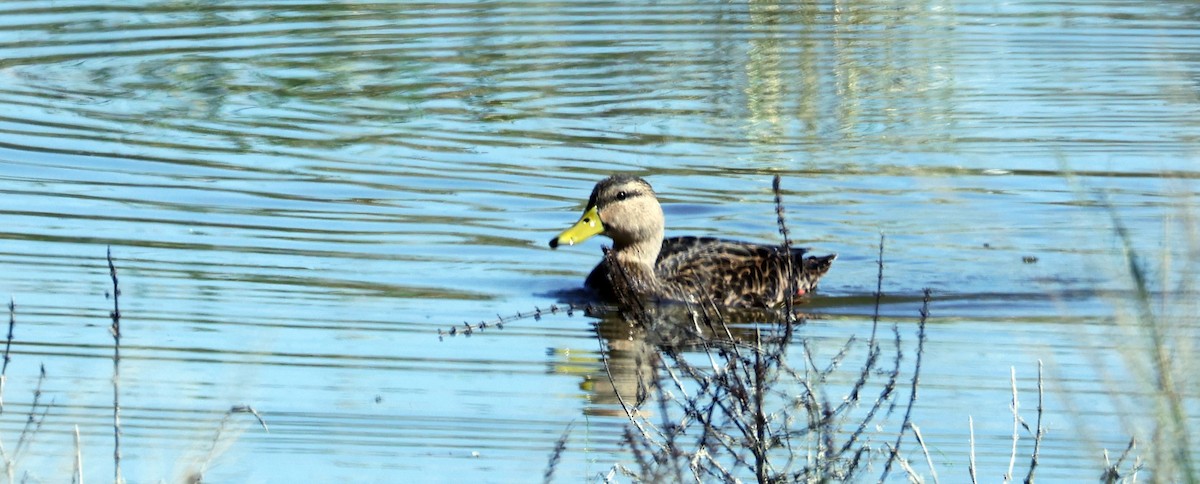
<box><xmin>576</xmin><ymin>301</ymin><xmax>805</xmax><ymax>413</ymax></box>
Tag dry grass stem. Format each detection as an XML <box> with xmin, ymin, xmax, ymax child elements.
<box><xmin>1104</xmin><ymin>198</ymin><xmax>1193</xmax><ymax>480</ymax></box>
<box><xmin>1007</xmin><ymin>366</ymin><xmax>1019</xmax><ymax>482</ymax></box>
<box><xmin>969</xmin><ymin>415</ymin><xmax>977</xmax><ymax>484</ymax></box>
<box><xmin>73</xmin><ymin>425</ymin><xmax>83</xmax><ymax>484</ymax></box>
<box><xmin>192</xmin><ymin>405</ymin><xmax>270</xmax><ymax>481</ymax></box>
<box><xmin>911</xmin><ymin>423</ymin><xmax>940</xmax><ymax>484</ymax></box>
<box><xmin>886</xmin><ymin>441</ymin><xmax>924</xmax><ymax>484</ymax></box>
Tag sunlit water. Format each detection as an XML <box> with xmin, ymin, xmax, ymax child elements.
<box><xmin>0</xmin><ymin>0</ymin><xmax>1197</xmax><ymax>481</ymax></box>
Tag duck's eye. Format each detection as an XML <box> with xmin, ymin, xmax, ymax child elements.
<box><xmin>616</xmin><ymin>191</ymin><xmax>627</xmax><ymax>201</ymax></box>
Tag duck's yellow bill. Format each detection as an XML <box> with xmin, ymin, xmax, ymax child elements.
<box><xmin>549</xmin><ymin>206</ymin><xmax>604</xmax><ymax>248</ymax></box>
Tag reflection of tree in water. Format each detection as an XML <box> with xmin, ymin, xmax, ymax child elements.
<box><xmin>709</xmin><ymin>0</ymin><xmax>961</xmax><ymax>163</ymax></box>
<box><xmin>11</xmin><ymin>0</ymin><xmax>962</xmax><ymax>169</ymax></box>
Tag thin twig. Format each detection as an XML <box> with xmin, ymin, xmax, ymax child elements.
<box><xmin>1</xmin><ymin>297</ymin><xmax>14</xmax><ymax>418</ymax></box>
<box><xmin>196</xmin><ymin>405</ymin><xmax>270</xmax><ymax>480</ymax></box>
<box><xmin>544</xmin><ymin>422</ymin><xmax>573</xmax><ymax>484</ymax></box>
<box><xmin>2</xmin><ymin>298</ymin><xmax>13</xmax><ymax>380</ymax></box>
<box><xmin>1024</xmin><ymin>360</ymin><xmax>1044</xmax><ymax>484</ymax></box>
<box><xmin>1007</xmin><ymin>366</ymin><xmax>1019</xmax><ymax>482</ymax></box>
<box><xmin>872</xmin><ymin>233</ymin><xmax>885</xmax><ymax>339</ymax></box>
<box><xmin>1102</xmin><ymin>438</ymin><xmax>1139</xmax><ymax>483</ymax></box>
<box><xmin>691</xmin><ymin>448</ymin><xmax>735</xmax><ymax>483</ymax></box>
<box><xmin>438</xmin><ymin>303</ymin><xmax>599</xmax><ymax>339</ymax></box>
<box><xmin>14</xmin><ymin>365</ymin><xmax>48</xmax><ymax>458</ymax></box>
<box><xmin>912</xmin><ymin>423</ymin><xmax>940</xmax><ymax>484</ymax></box>
<box><xmin>73</xmin><ymin>425</ymin><xmax>83</xmax><ymax>484</ymax></box>
<box><xmin>832</xmin><ymin>235</ymin><xmax>889</xmax><ymax>458</ymax></box>
<box><xmin>969</xmin><ymin>416</ymin><xmax>978</xmax><ymax>484</ymax></box>
<box><xmin>773</xmin><ymin>175</ymin><xmax>793</xmax><ymax>253</ymax></box>
<box><xmin>1114</xmin><ymin>438</ymin><xmax>1137</xmax><ymax>474</ymax></box>
<box><xmin>773</xmin><ymin>175</ymin><xmax>798</xmax><ymax>343</ymax></box>
<box><xmin>0</xmin><ymin>296</ymin><xmax>14</xmax><ymax>483</ymax></box>
<box><xmin>107</xmin><ymin>246</ymin><xmax>122</xmax><ymax>484</ymax></box>
<box><xmin>228</xmin><ymin>405</ymin><xmax>269</xmax><ymax>432</ymax></box>
<box><xmin>886</xmin><ymin>441</ymin><xmax>925</xmax><ymax>484</ymax></box>
<box><xmin>597</xmin><ymin>333</ymin><xmax>662</xmax><ymax>448</ymax></box>
<box><xmin>0</xmin><ymin>302</ymin><xmax>12</xmax><ymax>484</ymax></box>
<box><xmin>881</xmin><ymin>288</ymin><xmax>931</xmax><ymax>481</ymax></box>
<box><xmin>652</xmin><ymin>356</ymin><xmax>686</xmax><ymax>484</ymax></box>
<box><xmin>753</xmin><ymin>327</ymin><xmax>769</xmax><ymax>483</ymax></box>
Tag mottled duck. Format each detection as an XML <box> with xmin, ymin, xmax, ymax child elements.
<box><xmin>549</xmin><ymin>175</ymin><xmax>835</xmax><ymax>308</ymax></box>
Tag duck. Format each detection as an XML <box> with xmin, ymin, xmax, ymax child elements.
<box><xmin>548</xmin><ymin>174</ymin><xmax>836</xmax><ymax>308</ymax></box>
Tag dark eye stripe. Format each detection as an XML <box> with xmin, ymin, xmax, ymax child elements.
<box><xmin>608</xmin><ymin>189</ymin><xmax>642</xmax><ymax>204</ymax></box>
<box><xmin>586</xmin><ymin>177</ymin><xmax>653</xmax><ymax>210</ymax></box>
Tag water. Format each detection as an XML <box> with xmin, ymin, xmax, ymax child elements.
<box><xmin>0</xmin><ymin>0</ymin><xmax>1197</xmax><ymax>481</ymax></box>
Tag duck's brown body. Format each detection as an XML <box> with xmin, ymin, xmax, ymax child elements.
<box><xmin>551</xmin><ymin>175</ymin><xmax>835</xmax><ymax>309</ymax></box>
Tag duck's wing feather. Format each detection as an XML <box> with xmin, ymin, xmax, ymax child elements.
<box><xmin>655</xmin><ymin>236</ymin><xmax>834</xmax><ymax>307</ymax></box>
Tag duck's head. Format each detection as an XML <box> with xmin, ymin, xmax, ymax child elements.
<box><xmin>549</xmin><ymin>175</ymin><xmax>664</xmax><ymax>251</ymax></box>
